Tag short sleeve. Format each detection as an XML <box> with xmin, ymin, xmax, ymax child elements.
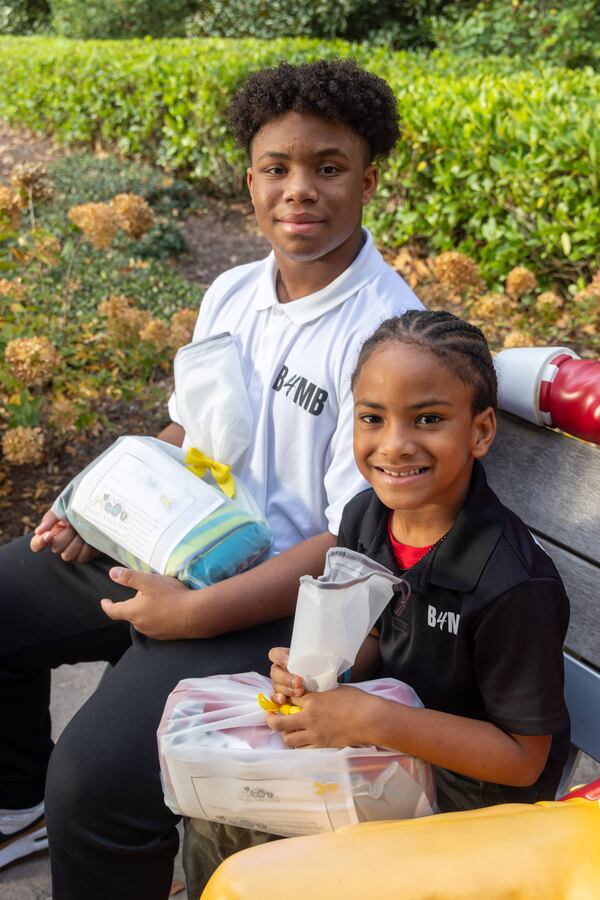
<box><xmin>472</xmin><ymin>578</ymin><xmax>569</xmax><ymax>735</ymax></box>
<box><xmin>322</xmin><ymin>362</ymin><xmax>369</xmax><ymax>535</ymax></box>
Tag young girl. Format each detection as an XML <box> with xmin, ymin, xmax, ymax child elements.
<box><xmin>269</xmin><ymin>309</ymin><xmax>570</xmax><ymax>812</ymax></box>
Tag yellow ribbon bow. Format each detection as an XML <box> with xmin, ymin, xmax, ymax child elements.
<box><xmin>184</xmin><ymin>447</ymin><xmax>236</xmax><ymax>498</ymax></box>
<box><xmin>257</xmin><ymin>693</ymin><xmax>302</xmax><ymax>716</ymax></box>
<box><xmin>314</xmin><ymin>782</ymin><xmax>338</xmax><ymax>796</ymax></box>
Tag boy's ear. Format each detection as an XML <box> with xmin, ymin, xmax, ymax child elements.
<box><xmin>471</xmin><ymin>407</ymin><xmax>496</xmax><ymax>459</ymax></box>
<box><xmin>362</xmin><ymin>165</ymin><xmax>378</xmax><ymax>207</ymax></box>
<box><xmin>246</xmin><ymin>167</ymin><xmax>255</xmax><ymax>205</ymax></box>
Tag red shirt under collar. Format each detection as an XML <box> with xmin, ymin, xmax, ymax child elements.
<box><xmin>387</xmin><ymin>513</ymin><xmax>434</xmax><ymax>571</ymax></box>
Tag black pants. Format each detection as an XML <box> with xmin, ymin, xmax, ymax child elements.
<box><xmin>0</xmin><ymin>536</ymin><xmax>293</xmax><ymax>899</ymax></box>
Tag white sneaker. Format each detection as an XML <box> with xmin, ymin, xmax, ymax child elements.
<box><xmin>0</xmin><ymin>803</ymin><xmax>48</xmax><ymax>868</ymax></box>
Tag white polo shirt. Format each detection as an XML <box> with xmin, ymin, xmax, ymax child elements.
<box><xmin>169</xmin><ymin>229</ymin><xmax>422</xmax><ymax>554</ymax></box>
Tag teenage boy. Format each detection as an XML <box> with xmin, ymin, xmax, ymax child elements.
<box><xmin>0</xmin><ymin>59</ymin><xmax>421</xmax><ymax>899</ymax></box>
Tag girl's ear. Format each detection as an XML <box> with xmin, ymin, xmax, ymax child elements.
<box><xmin>471</xmin><ymin>407</ymin><xmax>496</xmax><ymax>459</ymax></box>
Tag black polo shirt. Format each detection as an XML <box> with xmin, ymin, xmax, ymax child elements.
<box><xmin>337</xmin><ymin>460</ymin><xmax>570</xmax><ymax>808</ymax></box>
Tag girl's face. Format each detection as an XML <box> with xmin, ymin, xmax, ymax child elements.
<box><xmin>353</xmin><ymin>342</ymin><xmax>496</xmax><ymax>520</ymax></box>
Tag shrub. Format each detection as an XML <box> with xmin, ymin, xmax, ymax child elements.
<box><xmin>0</xmin><ymin>37</ymin><xmax>598</xmax><ymax>284</ymax></box>
<box><xmin>1</xmin><ymin>155</ymin><xmax>202</xmax><ymax>322</ymax></box>
<box><xmin>0</xmin><ymin>0</ymin><xmax>50</xmax><ymax>35</ymax></box>
<box><xmin>0</xmin><ymin>163</ymin><xmax>203</xmax><ymax>462</ymax></box>
<box><xmin>431</xmin><ymin>1</ymin><xmax>600</xmax><ymax>69</ymax></box>
<box><xmin>48</xmin><ymin>152</ymin><xmax>196</xmax><ymax>216</ymax></box>
<box><xmin>50</xmin><ymin>0</ymin><xmax>196</xmax><ymax>39</ymax></box>
<box><xmin>186</xmin><ymin>0</ymin><xmax>352</xmax><ymax>41</ymax></box>
<box><xmin>186</xmin><ymin>0</ymin><xmax>452</xmax><ymax>48</ymax></box>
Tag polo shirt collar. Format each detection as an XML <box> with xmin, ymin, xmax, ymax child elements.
<box><xmin>356</xmin><ymin>461</ymin><xmax>505</xmax><ymax>594</ymax></box>
<box><xmin>253</xmin><ymin>228</ymin><xmax>383</xmax><ymax>324</ymax></box>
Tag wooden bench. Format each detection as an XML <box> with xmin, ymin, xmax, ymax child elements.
<box><xmin>484</xmin><ymin>410</ymin><xmax>600</xmax><ymax>793</ymax></box>
<box><xmin>196</xmin><ymin>410</ymin><xmax>600</xmax><ymax>899</ymax></box>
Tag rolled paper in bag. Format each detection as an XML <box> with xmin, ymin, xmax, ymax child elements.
<box><xmin>288</xmin><ymin>548</ymin><xmax>400</xmax><ymax>692</ymax></box>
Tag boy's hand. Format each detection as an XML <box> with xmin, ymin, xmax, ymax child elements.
<box><xmin>30</xmin><ymin>510</ymin><xmax>98</xmax><ymax>563</ymax></box>
<box><xmin>101</xmin><ymin>567</ymin><xmax>193</xmax><ymax>640</ymax></box>
<box><xmin>268</xmin><ymin>647</ymin><xmax>305</xmax><ymax>705</ymax></box>
<box><xmin>267</xmin><ymin>685</ymin><xmax>373</xmax><ymax>749</ymax></box>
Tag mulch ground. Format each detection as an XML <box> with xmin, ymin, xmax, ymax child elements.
<box><xmin>0</xmin><ymin>122</ymin><xmax>269</xmax><ymax>544</ymax></box>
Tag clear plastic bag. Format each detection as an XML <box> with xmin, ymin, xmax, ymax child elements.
<box><xmin>288</xmin><ymin>548</ymin><xmax>401</xmax><ymax>691</ymax></box>
<box><xmin>158</xmin><ymin>672</ymin><xmax>436</xmax><ymax>837</ymax></box>
<box><xmin>174</xmin><ymin>332</ymin><xmax>261</xmax><ymax>517</ymax></box>
<box><xmin>52</xmin><ymin>436</ymin><xmax>272</xmax><ymax>588</ymax></box>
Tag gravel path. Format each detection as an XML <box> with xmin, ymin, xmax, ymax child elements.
<box><xmin>0</xmin><ymin>122</ymin><xmax>64</xmax><ymax>182</ymax></box>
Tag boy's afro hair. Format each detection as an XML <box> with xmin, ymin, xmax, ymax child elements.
<box><xmin>228</xmin><ymin>59</ymin><xmax>400</xmax><ymax>161</ymax></box>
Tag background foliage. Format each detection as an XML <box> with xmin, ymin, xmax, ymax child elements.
<box><xmin>0</xmin><ymin>36</ymin><xmax>597</xmax><ymax>286</ymax></box>
<box><xmin>50</xmin><ymin>0</ymin><xmax>196</xmax><ymax>39</ymax></box>
<box><xmin>4</xmin><ymin>0</ymin><xmax>599</xmax><ymax>64</ymax></box>
<box><xmin>0</xmin><ymin>0</ymin><xmax>49</xmax><ymax>34</ymax></box>
<box><xmin>432</xmin><ymin>0</ymin><xmax>600</xmax><ymax>70</ymax></box>
<box><xmin>186</xmin><ymin>0</ymin><xmax>451</xmax><ymax>49</ymax></box>
<box><xmin>0</xmin><ymin>156</ymin><xmax>202</xmax><ymax>466</ymax></box>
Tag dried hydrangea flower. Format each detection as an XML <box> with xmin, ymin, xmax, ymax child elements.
<box><xmin>2</xmin><ymin>426</ymin><xmax>45</xmax><ymax>466</ymax></box>
<box><xmin>4</xmin><ymin>336</ymin><xmax>60</xmax><ymax>387</ymax></box>
<box><xmin>433</xmin><ymin>252</ymin><xmax>482</xmax><ymax>294</ymax></box>
<box><xmin>535</xmin><ymin>291</ymin><xmax>563</xmax><ymax>314</ymax></box>
<box><xmin>169</xmin><ymin>308</ymin><xmax>198</xmax><ymax>348</ymax></box>
<box><xmin>48</xmin><ymin>397</ymin><xmax>80</xmax><ymax>434</ymax></box>
<box><xmin>574</xmin><ymin>280</ymin><xmax>600</xmax><ymax>302</ymax></box>
<box><xmin>0</xmin><ymin>278</ymin><xmax>26</xmax><ymax>300</ymax></box>
<box><xmin>11</xmin><ymin>162</ymin><xmax>53</xmax><ymax>203</ymax></box>
<box><xmin>470</xmin><ymin>292</ymin><xmax>509</xmax><ymax>320</ymax></box>
<box><xmin>68</xmin><ymin>202</ymin><xmax>118</xmax><ymax>250</ymax></box>
<box><xmin>505</xmin><ymin>266</ymin><xmax>537</xmax><ymax>299</ymax></box>
<box><xmin>98</xmin><ymin>294</ymin><xmax>132</xmax><ymax>318</ymax></box>
<box><xmin>414</xmin><ymin>282</ymin><xmax>453</xmax><ymax>310</ymax></box>
<box><xmin>503</xmin><ymin>330</ymin><xmax>535</xmax><ymax>349</ymax></box>
<box><xmin>0</xmin><ymin>186</ymin><xmax>23</xmax><ymax>228</ymax></box>
<box><xmin>111</xmin><ymin>193</ymin><xmax>155</xmax><ymax>240</ymax></box>
<box><xmin>139</xmin><ymin>318</ymin><xmax>171</xmax><ymax>351</ymax></box>
<box><xmin>98</xmin><ymin>294</ymin><xmax>151</xmax><ymax>344</ymax></box>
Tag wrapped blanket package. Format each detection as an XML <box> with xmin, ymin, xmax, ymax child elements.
<box><xmin>52</xmin><ymin>435</ymin><xmax>272</xmax><ymax>588</ymax></box>
<box><xmin>52</xmin><ymin>330</ymin><xmax>273</xmax><ymax>586</ymax></box>
<box><xmin>158</xmin><ymin>550</ymin><xmax>436</xmax><ymax>836</ymax></box>
<box><xmin>158</xmin><ymin>672</ymin><xmax>436</xmax><ymax>837</ymax></box>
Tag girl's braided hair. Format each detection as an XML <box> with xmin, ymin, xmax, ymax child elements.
<box><xmin>352</xmin><ymin>310</ymin><xmax>498</xmax><ymax>413</ymax></box>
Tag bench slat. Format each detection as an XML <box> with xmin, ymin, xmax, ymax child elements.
<box><xmin>564</xmin><ymin>654</ymin><xmax>600</xmax><ymax>763</ymax></box>
<box><xmin>484</xmin><ymin>412</ymin><xmax>600</xmax><ymax>565</ymax></box>
<box><xmin>535</xmin><ymin>539</ymin><xmax>600</xmax><ymax>670</ymax></box>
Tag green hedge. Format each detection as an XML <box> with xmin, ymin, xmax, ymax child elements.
<box><xmin>0</xmin><ymin>36</ymin><xmax>598</xmax><ymax>284</ymax></box>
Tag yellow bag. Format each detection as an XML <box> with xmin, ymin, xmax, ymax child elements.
<box><xmin>201</xmin><ymin>798</ymin><xmax>600</xmax><ymax>900</ymax></box>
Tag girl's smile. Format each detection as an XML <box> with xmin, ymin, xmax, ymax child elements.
<box><xmin>353</xmin><ymin>342</ymin><xmax>495</xmax><ymax>544</ymax></box>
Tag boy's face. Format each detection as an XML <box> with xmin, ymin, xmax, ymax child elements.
<box><xmin>247</xmin><ymin>111</ymin><xmax>377</xmax><ymax>265</ymax></box>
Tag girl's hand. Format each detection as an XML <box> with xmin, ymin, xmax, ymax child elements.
<box><xmin>267</xmin><ymin>685</ymin><xmax>374</xmax><ymax>749</ymax></box>
<box><xmin>268</xmin><ymin>647</ymin><xmax>305</xmax><ymax>705</ymax></box>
